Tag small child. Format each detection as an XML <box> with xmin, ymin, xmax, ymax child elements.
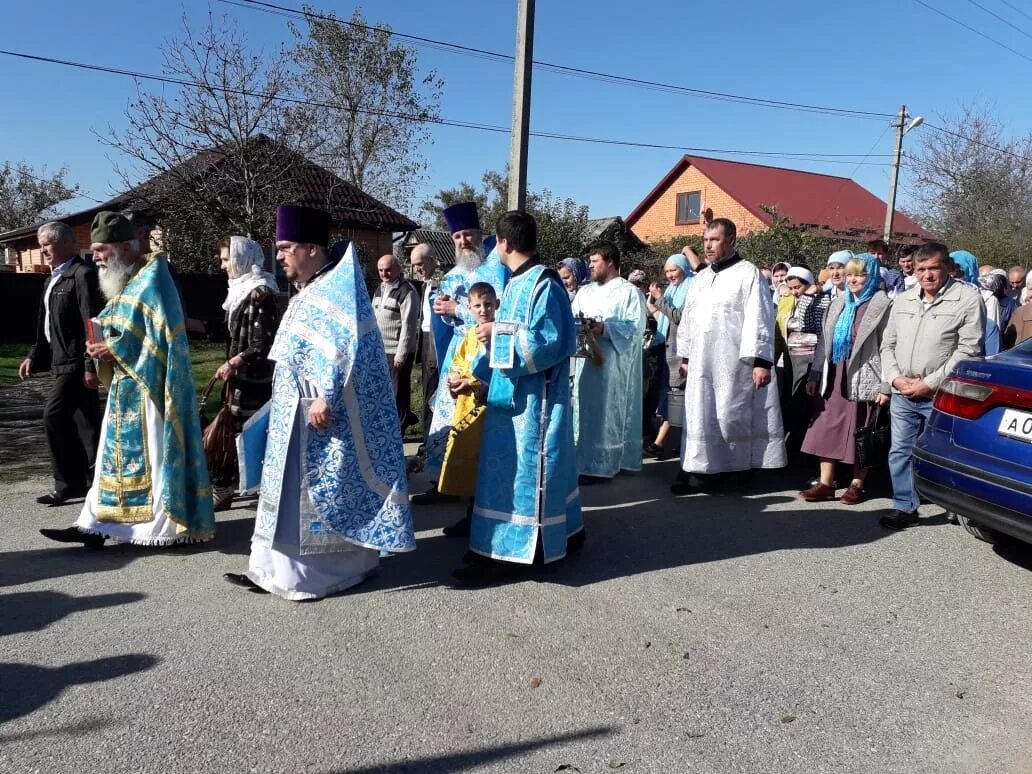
<box><xmin>437</xmin><ymin>282</ymin><xmax>497</xmax><ymax>534</ymax></box>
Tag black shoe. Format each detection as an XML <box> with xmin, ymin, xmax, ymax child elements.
<box><xmin>39</xmin><ymin>526</ymin><xmax>104</xmax><ymax>550</ymax></box>
<box><xmin>670</xmin><ymin>480</ymin><xmax>701</xmax><ymax>496</ymax></box>
<box><xmin>577</xmin><ymin>474</ymin><xmax>609</xmax><ymax>486</ymax></box>
<box><xmin>643</xmin><ymin>443</ymin><xmax>662</xmax><ymax>459</ymax></box>
<box><xmin>567</xmin><ymin>529</ymin><xmax>586</xmax><ymax>555</ymax></box>
<box><xmin>411</xmin><ymin>486</ymin><xmax>461</xmax><ymax>506</ymax></box>
<box><xmin>222</xmin><ymin>573</ymin><xmax>269</xmax><ymax>593</ymax></box>
<box><xmin>36</xmin><ymin>490</ymin><xmax>87</xmax><ymax>506</ymax></box>
<box><xmin>442</xmin><ymin>515</ymin><xmax>472</xmax><ymax>537</ymax></box>
<box><xmin>879</xmin><ymin>510</ymin><xmax>920</xmax><ymax>530</ymax></box>
<box><xmin>451</xmin><ymin>560</ymin><xmax>530</xmax><ymax>588</ymax></box>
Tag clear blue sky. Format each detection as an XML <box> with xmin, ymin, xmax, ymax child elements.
<box><xmin>2</xmin><ymin>0</ymin><xmax>1031</xmax><ymax>224</ymax></box>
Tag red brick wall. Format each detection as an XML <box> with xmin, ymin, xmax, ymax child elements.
<box><xmin>629</xmin><ymin>164</ymin><xmax>768</xmax><ymax>243</ymax></box>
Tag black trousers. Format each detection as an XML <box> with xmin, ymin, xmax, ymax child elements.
<box><xmin>393</xmin><ymin>352</ymin><xmax>416</xmax><ymax>424</ymax></box>
<box><xmin>420</xmin><ymin>345</ymin><xmax>439</xmax><ymax>440</ymax></box>
<box><xmin>45</xmin><ymin>370</ymin><xmax>102</xmax><ymax>496</ymax></box>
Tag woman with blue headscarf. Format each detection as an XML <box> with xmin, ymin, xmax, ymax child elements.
<box><xmin>644</xmin><ymin>254</ymin><xmax>695</xmax><ymax>458</ymax></box>
<box><xmin>799</xmin><ymin>253</ymin><xmax>892</xmax><ymax>505</ymax></box>
<box><xmin>950</xmin><ymin>250</ymin><xmax>1002</xmax><ymax>355</ymax></box>
<box><xmin>557</xmin><ymin>256</ymin><xmax>590</xmax><ymax>300</ymax></box>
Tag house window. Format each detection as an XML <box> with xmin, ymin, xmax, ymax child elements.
<box><xmin>676</xmin><ymin>191</ymin><xmax>702</xmax><ymax>225</ymax></box>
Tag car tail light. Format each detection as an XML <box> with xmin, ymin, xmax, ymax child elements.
<box><xmin>933</xmin><ymin>377</ymin><xmax>1032</xmax><ymax>419</ymax></box>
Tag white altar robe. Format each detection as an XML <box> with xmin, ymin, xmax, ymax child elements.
<box><xmin>571</xmin><ymin>277</ymin><xmax>647</xmax><ymax>478</ymax></box>
<box><xmin>675</xmin><ymin>256</ymin><xmax>786</xmax><ymax>474</ymax></box>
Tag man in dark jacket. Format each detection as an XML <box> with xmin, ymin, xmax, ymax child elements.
<box><xmin>19</xmin><ymin>221</ymin><xmax>103</xmax><ymax>505</ymax></box>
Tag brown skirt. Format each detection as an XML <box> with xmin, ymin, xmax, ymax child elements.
<box><xmin>800</xmin><ymin>364</ymin><xmax>869</xmax><ymax>465</ymax></box>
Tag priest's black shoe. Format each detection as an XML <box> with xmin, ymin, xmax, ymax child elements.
<box><xmin>410</xmin><ymin>485</ymin><xmax>460</xmax><ymax>505</ymax></box>
<box><xmin>878</xmin><ymin>510</ymin><xmax>920</xmax><ymax>530</ymax></box>
<box><xmin>442</xmin><ymin>515</ymin><xmax>471</xmax><ymax>537</ymax></box>
<box><xmin>222</xmin><ymin>573</ymin><xmax>269</xmax><ymax>593</ymax></box>
<box><xmin>451</xmin><ymin>560</ymin><xmax>531</xmax><ymax>588</ymax></box>
<box><xmin>36</xmin><ymin>490</ymin><xmax>87</xmax><ymax>507</ymax></box>
<box><xmin>39</xmin><ymin>526</ymin><xmax>105</xmax><ymax>550</ymax></box>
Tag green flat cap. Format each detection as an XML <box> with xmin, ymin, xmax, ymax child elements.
<box><xmin>91</xmin><ymin>211</ymin><xmax>135</xmax><ymax>244</ymax></box>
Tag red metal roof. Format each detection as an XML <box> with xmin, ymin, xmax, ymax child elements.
<box><xmin>626</xmin><ymin>155</ymin><xmax>932</xmax><ymax>240</ymax></box>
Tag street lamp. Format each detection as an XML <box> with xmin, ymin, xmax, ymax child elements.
<box><xmin>883</xmin><ymin>106</ymin><xmax>924</xmax><ymax>245</ymax></box>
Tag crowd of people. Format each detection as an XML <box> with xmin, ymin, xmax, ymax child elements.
<box><xmin>17</xmin><ymin>200</ymin><xmax>1032</xmax><ymax>597</ymax></box>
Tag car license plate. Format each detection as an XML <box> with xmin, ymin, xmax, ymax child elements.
<box><xmin>998</xmin><ymin>408</ymin><xmax>1032</xmax><ymax>443</ymax></box>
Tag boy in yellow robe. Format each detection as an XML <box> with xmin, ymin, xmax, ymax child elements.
<box><xmin>437</xmin><ymin>282</ymin><xmax>497</xmax><ymax>536</ymax></box>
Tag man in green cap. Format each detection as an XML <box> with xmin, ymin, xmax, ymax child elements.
<box><xmin>41</xmin><ymin>211</ymin><xmax>215</xmax><ymax>549</ymax></box>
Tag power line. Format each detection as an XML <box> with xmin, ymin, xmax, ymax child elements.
<box><xmin>997</xmin><ymin>0</ymin><xmax>1032</xmax><ymax>24</ymax></box>
<box><xmin>911</xmin><ymin>0</ymin><xmax>1032</xmax><ymax>63</ymax></box>
<box><xmin>964</xmin><ymin>0</ymin><xmax>1032</xmax><ymax>41</ymax></box>
<box><xmin>4</xmin><ymin>164</ymin><xmax>104</xmax><ymax>204</ymax></box>
<box><xmin>925</xmin><ymin>121</ymin><xmax>1032</xmax><ymax>163</ymax></box>
<box><xmin>218</xmin><ymin>0</ymin><xmax>893</xmax><ymax>120</ymax></box>
<box><xmin>0</xmin><ymin>48</ymin><xmax>895</xmax><ymax>167</ymax></box>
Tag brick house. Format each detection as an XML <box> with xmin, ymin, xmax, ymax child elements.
<box><xmin>0</xmin><ymin>139</ymin><xmax>417</xmax><ymax>273</ymax></box>
<box><xmin>625</xmin><ymin>155</ymin><xmax>931</xmax><ymax>244</ymax></box>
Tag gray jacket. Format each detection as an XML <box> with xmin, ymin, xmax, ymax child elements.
<box><xmin>809</xmin><ymin>291</ymin><xmax>892</xmax><ymax>402</ymax></box>
<box><xmin>880</xmin><ymin>279</ymin><xmax>985</xmax><ymax>392</ymax></box>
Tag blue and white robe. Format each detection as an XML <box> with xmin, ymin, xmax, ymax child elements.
<box><xmin>247</xmin><ymin>245</ymin><xmax>415</xmax><ymax>600</ymax></box>
<box><xmin>425</xmin><ymin>249</ymin><xmax>508</xmax><ymax>477</ymax></box>
<box><xmin>470</xmin><ymin>264</ymin><xmax>582</xmax><ymax>564</ymax></box>
<box><xmin>571</xmin><ymin>277</ymin><xmax>647</xmax><ymax>478</ymax></box>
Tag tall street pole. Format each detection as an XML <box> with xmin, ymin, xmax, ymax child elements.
<box><xmin>507</xmin><ymin>0</ymin><xmax>535</xmax><ymax>211</ymax></box>
<box><xmin>883</xmin><ymin>104</ymin><xmax>907</xmax><ymax>245</ymax></box>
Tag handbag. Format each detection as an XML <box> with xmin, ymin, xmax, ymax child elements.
<box><xmin>199</xmin><ymin>375</ymin><xmax>239</xmax><ymax>485</ymax></box>
<box><xmin>854</xmin><ymin>402</ymin><xmax>890</xmax><ymax>469</ymax></box>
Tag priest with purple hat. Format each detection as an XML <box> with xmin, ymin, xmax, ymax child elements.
<box><xmin>412</xmin><ymin>202</ymin><xmax>508</xmax><ymax>523</ymax></box>
<box><xmin>224</xmin><ymin>204</ymin><xmax>415</xmax><ymax>600</ymax></box>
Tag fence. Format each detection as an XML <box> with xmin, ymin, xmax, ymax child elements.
<box><xmin>0</xmin><ymin>270</ymin><xmax>231</xmax><ymax>344</ymax></box>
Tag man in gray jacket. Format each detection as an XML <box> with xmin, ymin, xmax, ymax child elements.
<box><xmin>879</xmin><ymin>241</ymin><xmax>985</xmax><ymax>530</ymax></box>
<box><xmin>372</xmin><ymin>253</ymin><xmax>420</xmax><ymax>428</ymax></box>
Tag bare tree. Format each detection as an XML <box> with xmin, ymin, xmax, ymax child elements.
<box><xmin>290</xmin><ymin>6</ymin><xmax>443</xmax><ymax>215</ymax></box>
<box><xmin>908</xmin><ymin>103</ymin><xmax>1032</xmax><ymax>265</ymax></box>
<box><xmin>99</xmin><ymin>13</ymin><xmax>315</xmax><ymax>270</ymax></box>
<box><xmin>0</xmin><ymin>163</ymin><xmax>78</xmax><ymax>232</ymax></box>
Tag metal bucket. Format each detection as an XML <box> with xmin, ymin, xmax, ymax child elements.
<box><xmin>667</xmin><ymin>389</ymin><xmax>685</xmax><ymax>428</ymax></box>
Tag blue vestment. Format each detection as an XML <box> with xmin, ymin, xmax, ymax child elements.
<box><xmin>470</xmin><ymin>264</ymin><xmax>582</xmax><ymax>564</ymax></box>
<box><xmin>96</xmin><ymin>255</ymin><xmax>214</xmax><ymax>539</ymax></box>
<box><xmin>255</xmin><ymin>245</ymin><xmax>415</xmax><ymax>555</ymax></box>
<box><xmin>425</xmin><ymin>249</ymin><xmax>508</xmax><ymax>476</ymax></box>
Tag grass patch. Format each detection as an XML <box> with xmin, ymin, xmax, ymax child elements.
<box><xmin>192</xmin><ymin>342</ymin><xmax>226</xmax><ymax>415</ymax></box>
<box><xmin>0</xmin><ymin>344</ymin><xmax>28</xmax><ymax>386</ymax></box>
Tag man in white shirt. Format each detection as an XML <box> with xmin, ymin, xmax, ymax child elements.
<box><xmin>410</xmin><ymin>243</ymin><xmax>439</xmax><ymax>445</ymax></box>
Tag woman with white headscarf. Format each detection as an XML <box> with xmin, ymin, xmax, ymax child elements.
<box><xmin>213</xmin><ymin>235</ymin><xmax>281</xmax><ymax>510</ymax></box>
<box><xmin>644</xmin><ymin>254</ymin><xmax>695</xmax><ymax>458</ymax></box>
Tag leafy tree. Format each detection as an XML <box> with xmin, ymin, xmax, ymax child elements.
<box><xmin>909</xmin><ymin>103</ymin><xmax>1032</xmax><ymax>267</ymax></box>
<box><xmin>290</xmin><ymin>6</ymin><xmax>443</xmax><ymax>214</ymax></box>
<box><xmin>0</xmin><ymin>163</ymin><xmax>78</xmax><ymax>233</ymax></box>
<box><xmin>422</xmin><ymin>170</ymin><xmax>590</xmax><ymax>264</ymax></box>
<box><xmin>99</xmin><ymin>14</ymin><xmax>314</xmax><ymax>270</ymax></box>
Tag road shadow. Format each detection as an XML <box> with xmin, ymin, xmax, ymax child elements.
<box><xmin>0</xmin><ymin>513</ymin><xmax>258</xmax><ymax>588</ymax></box>
<box><xmin>361</xmin><ymin>462</ymin><xmax>898</xmax><ymax>593</ymax></box>
<box><xmin>0</xmin><ymin>590</ymin><xmax>146</xmax><ymax>637</ymax></box>
<box><xmin>0</xmin><ymin>718</ymin><xmax>113</xmax><ymax>745</ymax></box>
<box><xmin>323</xmin><ymin>725</ymin><xmax>615</xmax><ymax>773</ymax></box>
<box><xmin>0</xmin><ymin>654</ymin><xmax>158</xmax><ymax>724</ymax></box>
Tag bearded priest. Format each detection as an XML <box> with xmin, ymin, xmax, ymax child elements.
<box><xmin>41</xmin><ymin>211</ymin><xmax>215</xmax><ymax>549</ymax></box>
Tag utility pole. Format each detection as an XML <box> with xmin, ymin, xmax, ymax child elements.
<box><xmin>883</xmin><ymin>104</ymin><xmax>907</xmax><ymax>246</ymax></box>
<box><xmin>507</xmin><ymin>0</ymin><xmax>535</xmax><ymax>211</ymax></box>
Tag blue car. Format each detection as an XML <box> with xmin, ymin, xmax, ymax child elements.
<box><xmin>913</xmin><ymin>338</ymin><xmax>1032</xmax><ymax>545</ymax></box>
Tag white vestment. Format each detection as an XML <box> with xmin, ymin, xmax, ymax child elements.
<box><xmin>571</xmin><ymin>277</ymin><xmax>647</xmax><ymax>477</ymax></box>
<box><xmin>76</xmin><ymin>393</ymin><xmax>184</xmax><ymax>545</ymax></box>
<box><xmin>676</xmin><ymin>257</ymin><xmax>787</xmax><ymax>474</ymax></box>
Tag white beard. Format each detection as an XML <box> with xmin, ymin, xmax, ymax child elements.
<box><xmin>454</xmin><ymin>245</ymin><xmax>485</xmax><ymax>273</ymax></box>
<box><xmin>98</xmin><ymin>251</ymin><xmax>138</xmax><ymax>299</ymax></box>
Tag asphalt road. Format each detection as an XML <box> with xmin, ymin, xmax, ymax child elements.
<box><xmin>2</xmin><ymin>456</ymin><xmax>1031</xmax><ymax>774</ymax></box>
